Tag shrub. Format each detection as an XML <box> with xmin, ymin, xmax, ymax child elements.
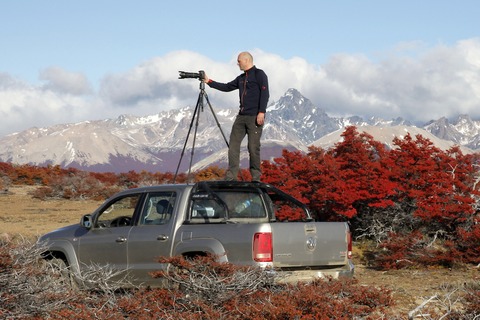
<box><xmin>148</xmin><ymin>255</ymin><xmax>394</xmax><ymax>319</ymax></box>
<box><xmin>454</xmin><ymin>225</ymin><xmax>480</xmax><ymax>264</ymax></box>
<box><xmin>0</xmin><ymin>235</ymin><xmax>78</xmax><ymax>318</ymax></box>
<box><xmin>463</xmin><ymin>281</ymin><xmax>480</xmax><ymax>317</ymax></box>
<box><xmin>365</xmin><ymin>231</ymin><xmax>457</xmax><ymax>270</ymax></box>
<box><xmin>31</xmin><ymin>186</ymin><xmax>55</xmax><ymax>200</ymax></box>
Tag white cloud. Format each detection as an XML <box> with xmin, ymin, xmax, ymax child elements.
<box><xmin>98</xmin><ymin>50</ymin><xmax>240</xmax><ymax>110</ymax></box>
<box><xmin>281</xmin><ymin>39</ymin><xmax>480</xmax><ymax>123</ymax></box>
<box><xmin>1</xmin><ymin>40</ymin><xmax>480</xmax><ymax>137</ymax></box>
<box><xmin>40</xmin><ymin>66</ymin><xmax>92</xmax><ymax>95</ymax></box>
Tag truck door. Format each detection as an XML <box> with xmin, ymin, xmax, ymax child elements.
<box><xmin>77</xmin><ymin>193</ymin><xmax>142</xmax><ymax>281</ymax></box>
<box><xmin>126</xmin><ymin>191</ymin><xmax>177</xmax><ymax>284</ymax></box>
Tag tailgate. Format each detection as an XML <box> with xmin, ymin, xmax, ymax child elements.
<box><xmin>270</xmin><ymin>222</ymin><xmax>349</xmax><ymax>268</ymax></box>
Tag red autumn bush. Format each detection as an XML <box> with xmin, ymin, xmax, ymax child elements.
<box><xmin>454</xmin><ymin>224</ymin><xmax>480</xmax><ymax>264</ymax></box>
<box><xmin>364</xmin><ymin>231</ymin><xmax>458</xmax><ymax>270</ymax></box>
<box><xmin>262</xmin><ymin>126</ymin><xmax>480</xmax><ymax>267</ymax></box>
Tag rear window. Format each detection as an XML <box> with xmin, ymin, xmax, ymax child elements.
<box><xmin>190</xmin><ymin>190</ymin><xmax>267</xmax><ymax>223</ymax></box>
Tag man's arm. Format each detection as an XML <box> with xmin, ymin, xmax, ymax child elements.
<box><xmin>257</xmin><ymin>70</ymin><xmax>269</xmax><ymax>126</ymax></box>
<box><xmin>203</xmin><ymin>72</ymin><xmax>239</xmax><ymax>92</ymax></box>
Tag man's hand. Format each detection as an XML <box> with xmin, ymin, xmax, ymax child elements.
<box><xmin>256</xmin><ymin>112</ymin><xmax>265</xmax><ymax>126</ymax></box>
<box><xmin>202</xmin><ymin>73</ymin><xmax>210</xmax><ymax>83</ymax></box>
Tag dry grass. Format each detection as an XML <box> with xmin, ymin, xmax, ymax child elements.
<box><xmin>0</xmin><ymin>185</ymin><xmax>102</xmax><ymax>238</ymax></box>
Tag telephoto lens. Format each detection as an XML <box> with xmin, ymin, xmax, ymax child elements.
<box><xmin>178</xmin><ymin>71</ymin><xmax>205</xmax><ymax>80</ymax></box>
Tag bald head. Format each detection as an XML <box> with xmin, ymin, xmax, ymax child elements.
<box><xmin>237</xmin><ymin>52</ymin><xmax>254</xmax><ymax>71</ymax></box>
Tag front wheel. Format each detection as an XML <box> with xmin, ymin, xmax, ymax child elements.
<box><xmin>48</xmin><ymin>257</ymin><xmax>78</xmax><ymax>289</ymax></box>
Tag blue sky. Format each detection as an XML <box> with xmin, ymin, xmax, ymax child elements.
<box><xmin>1</xmin><ymin>0</ymin><xmax>479</xmax><ymax>136</ymax></box>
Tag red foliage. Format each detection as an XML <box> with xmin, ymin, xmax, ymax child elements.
<box><xmin>90</xmin><ymin>171</ymin><xmax>118</xmax><ymax>185</ymax></box>
<box><xmin>369</xmin><ymin>231</ymin><xmax>423</xmax><ymax>269</ymax></box>
<box><xmin>390</xmin><ymin>135</ymin><xmax>477</xmax><ymax>225</ymax></box>
<box><xmin>324</xmin><ymin>127</ymin><xmax>397</xmax><ymax>217</ymax></box>
<box><xmin>263</xmin><ymin>127</ymin><xmax>397</xmax><ymax>220</ymax></box>
<box><xmin>274</xmin><ymin>205</ymin><xmax>306</xmax><ymax>222</ymax></box>
<box><xmin>112</xmin><ymin>278</ymin><xmax>392</xmax><ymax>320</ymax></box>
<box><xmin>146</xmin><ymin>255</ymin><xmax>393</xmax><ymax>319</ymax></box>
<box><xmin>0</xmin><ymin>162</ymin><xmax>15</xmax><ymax>189</ymax></box>
<box><xmin>370</xmin><ymin>231</ymin><xmax>457</xmax><ymax>269</ymax></box>
<box><xmin>262</xmin><ymin>126</ymin><xmax>480</xmax><ymax>266</ymax></box>
<box><xmin>454</xmin><ymin>224</ymin><xmax>480</xmax><ymax>264</ymax></box>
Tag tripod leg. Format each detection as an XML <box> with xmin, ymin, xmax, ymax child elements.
<box><xmin>173</xmin><ymin>93</ymin><xmax>202</xmax><ymax>183</ymax></box>
<box><xmin>187</xmin><ymin>97</ymin><xmax>202</xmax><ymax>181</ymax></box>
<box><xmin>204</xmin><ymin>91</ymin><xmax>229</xmax><ymax>148</ymax></box>
<box><xmin>173</xmin><ymin>86</ymin><xmax>229</xmax><ymax>183</ymax></box>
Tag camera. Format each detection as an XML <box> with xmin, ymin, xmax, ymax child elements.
<box><xmin>178</xmin><ymin>70</ymin><xmax>205</xmax><ymax>80</ymax></box>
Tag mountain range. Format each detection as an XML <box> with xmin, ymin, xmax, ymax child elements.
<box><xmin>0</xmin><ymin>88</ymin><xmax>479</xmax><ymax>173</ymax></box>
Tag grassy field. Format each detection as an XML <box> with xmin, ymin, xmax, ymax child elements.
<box><xmin>0</xmin><ymin>185</ymin><xmax>102</xmax><ymax>238</ymax></box>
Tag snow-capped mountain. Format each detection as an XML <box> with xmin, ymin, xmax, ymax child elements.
<box><xmin>0</xmin><ymin>106</ymin><xmax>239</xmax><ymax>173</ymax></box>
<box><xmin>424</xmin><ymin>114</ymin><xmax>480</xmax><ymax>150</ymax></box>
<box><xmin>0</xmin><ymin>88</ymin><xmax>477</xmax><ymax>173</ymax></box>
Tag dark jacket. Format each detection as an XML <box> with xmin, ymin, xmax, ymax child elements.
<box><xmin>207</xmin><ymin>66</ymin><xmax>269</xmax><ymax>115</ymax></box>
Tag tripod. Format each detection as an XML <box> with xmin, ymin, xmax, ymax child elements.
<box><xmin>173</xmin><ymin>81</ymin><xmax>229</xmax><ymax>183</ymax></box>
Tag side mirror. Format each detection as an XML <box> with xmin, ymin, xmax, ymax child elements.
<box><xmin>80</xmin><ymin>214</ymin><xmax>93</xmax><ymax>229</ymax></box>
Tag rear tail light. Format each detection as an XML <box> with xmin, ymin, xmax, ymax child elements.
<box><xmin>253</xmin><ymin>232</ymin><xmax>273</xmax><ymax>262</ymax></box>
<box><xmin>347</xmin><ymin>231</ymin><xmax>353</xmax><ymax>259</ymax></box>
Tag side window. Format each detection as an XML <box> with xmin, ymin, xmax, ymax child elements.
<box><xmin>140</xmin><ymin>192</ymin><xmax>176</xmax><ymax>225</ymax></box>
<box><xmin>96</xmin><ymin>194</ymin><xmax>141</xmax><ymax>228</ymax></box>
<box><xmin>267</xmin><ymin>191</ymin><xmax>308</xmax><ymax>222</ymax></box>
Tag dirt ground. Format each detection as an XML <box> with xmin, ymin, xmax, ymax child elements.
<box><xmin>1</xmin><ymin>185</ymin><xmax>478</xmax><ymax>318</ymax></box>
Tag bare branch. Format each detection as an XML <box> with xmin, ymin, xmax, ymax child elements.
<box><xmin>408</xmin><ymin>294</ymin><xmax>438</xmax><ymax>320</ymax></box>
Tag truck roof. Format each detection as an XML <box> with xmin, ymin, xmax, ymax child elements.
<box><xmin>115</xmin><ymin>181</ymin><xmax>274</xmax><ymax>194</ymax></box>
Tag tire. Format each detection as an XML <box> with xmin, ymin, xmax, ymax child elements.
<box><xmin>50</xmin><ymin>257</ymin><xmax>79</xmax><ymax>289</ymax></box>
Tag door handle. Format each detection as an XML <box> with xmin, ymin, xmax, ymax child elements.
<box><xmin>157</xmin><ymin>235</ymin><xmax>169</xmax><ymax>241</ymax></box>
<box><xmin>116</xmin><ymin>237</ymin><xmax>127</xmax><ymax>243</ymax></box>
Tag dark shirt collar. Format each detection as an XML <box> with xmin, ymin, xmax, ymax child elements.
<box><xmin>244</xmin><ymin>65</ymin><xmax>256</xmax><ymax>74</ymax></box>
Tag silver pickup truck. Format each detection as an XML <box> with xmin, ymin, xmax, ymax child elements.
<box><xmin>38</xmin><ymin>181</ymin><xmax>354</xmax><ymax>286</ymax></box>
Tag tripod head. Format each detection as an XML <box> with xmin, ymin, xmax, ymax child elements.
<box><xmin>178</xmin><ymin>70</ymin><xmax>206</xmax><ymax>92</ymax></box>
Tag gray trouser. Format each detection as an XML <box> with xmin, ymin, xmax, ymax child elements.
<box><xmin>225</xmin><ymin>115</ymin><xmax>263</xmax><ymax>181</ymax></box>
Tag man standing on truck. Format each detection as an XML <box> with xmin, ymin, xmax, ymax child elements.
<box><xmin>203</xmin><ymin>52</ymin><xmax>269</xmax><ymax>182</ymax></box>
